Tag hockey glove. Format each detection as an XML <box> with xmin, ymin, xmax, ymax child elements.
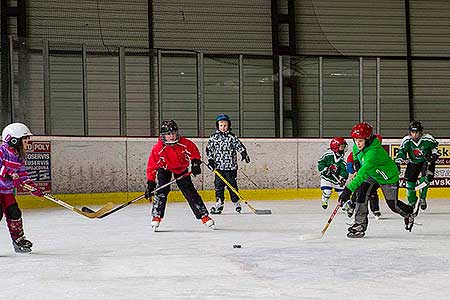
<box><xmin>6</xmin><ymin>172</ymin><xmax>21</xmax><ymax>188</ymax></box>
<box><xmin>337</xmin><ymin>176</ymin><xmax>346</xmax><ymax>187</ymax></box>
<box><xmin>26</xmin><ymin>181</ymin><xmax>44</xmax><ymax>197</ymax></box>
<box><xmin>207</xmin><ymin>159</ymin><xmax>215</xmax><ymax>170</ymax></box>
<box><xmin>346</xmin><ymin>162</ymin><xmax>355</xmax><ymax>174</ymax></box>
<box><xmin>428</xmin><ymin>153</ymin><xmax>439</xmax><ymax>164</ymax></box>
<box><xmin>241</xmin><ymin>151</ymin><xmax>251</xmax><ymax>163</ymax></box>
<box><xmin>326</xmin><ymin>165</ymin><xmax>338</xmax><ymax>176</ymax></box>
<box><xmin>145</xmin><ymin>181</ymin><xmax>157</xmax><ymax>199</ymax></box>
<box><xmin>191</xmin><ymin>159</ymin><xmax>202</xmax><ymax>176</ymax></box>
<box><xmin>338</xmin><ymin>187</ymin><xmax>352</xmax><ymax>207</ymax></box>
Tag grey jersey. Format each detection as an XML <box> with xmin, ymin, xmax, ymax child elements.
<box><xmin>206</xmin><ymin>130</ymin><xmax>247</xmax><ymax>170</ymax></box>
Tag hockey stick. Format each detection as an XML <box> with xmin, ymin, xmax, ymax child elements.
<box><xmin>82</xmin><ymin>171</ymin><xmax>192</xmax><ymax>218</ymax></box>
<box><xmin>202</xmin><ymin>161</ymin><xmax>272</xmax><ymax>215</ymax></box>
<box><xmin>300</xmin><ymin>203</ymin><xmax>340</xmax><ymax>240</ymax></box>
<box><xmin>22</xmin><ymin>183</ymin><xmax>113</xmax><ymax>219</ymax></box>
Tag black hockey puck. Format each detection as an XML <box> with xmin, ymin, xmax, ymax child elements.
<box><xmin>233</xmin><ymin>244</ymin><xmax>242</xmax><ymax>248</ymax></box>
<box><xmin>81</xmin><ymin>207</ymin><xmax>95</xmax><ymax>213</ymax></box>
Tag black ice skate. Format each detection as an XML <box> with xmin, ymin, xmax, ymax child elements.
<box><xmin>419</xmin><ymin>198</ymin><xmax>427</xmax><ymax>210</ymax></box>
<box><xmin>404</xmin><ymin>214</ymin><xmax>415</xmax><ymax>232</ymax></box>
<box><xmin>373</xmin><ymin>211</ymin><xmax>381</xmax><ymax>220</ymax></box>
<box><xmin>347</xmin><ymin>224</ymin><xmax>366</xmax><ymax>238</ymax></box>
<box><xmin>233</xmin><ymin>201</ymin><xmax>242</xmax><ymax>213</ymax></box>
<box><xmin>210</xmin><ymin>199</ymin><xmax>224</xmax><ymax>214</ymax></box>
<box><xmin>12</xmin><ymin>236</ymin><xmax>33</xmax><ymax>253</ymax></box>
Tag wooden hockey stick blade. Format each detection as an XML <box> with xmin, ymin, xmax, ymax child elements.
<box><xmin>203</xmin><ymin>161</ymin><xmax>272</xmax><ymax>215</ymax></box>
<box><xmin>300</xmin><ymin>232</ymin><xmax>324</xmax><ymax>241</ymax></box>
<box><xmin>301</xmin><ymin>204</ymin><xmax>340</xmax><ymax>241</ymax></box>
<box><xmin>246</xmin><ymin>203</ymin><xmax>272</xmax><ymax>214</ymax></box>
<box><xmin>78</xmin><ymin>202</ymin><xmax>114</xmax><ymax>218</ymax></box>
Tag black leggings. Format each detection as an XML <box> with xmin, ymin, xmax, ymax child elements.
<box><xmin>152</xmin><ymin>168</ymin><xmax>208</xmax><ymax>219</ymax></box>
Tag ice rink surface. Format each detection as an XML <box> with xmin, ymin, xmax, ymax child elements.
<box><xmin>1</xmin><ymin>199</ymin><xmax>450</xmax><ymax>300</ymax></box>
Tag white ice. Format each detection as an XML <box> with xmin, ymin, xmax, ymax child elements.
<box><xmin>1</xmin><ymin>199</ymin><xmax>450</xmax><ymax>300</ymax></box>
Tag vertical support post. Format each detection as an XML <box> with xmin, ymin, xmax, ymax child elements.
<box><xmin>319</xmin><ymin>56</ymin><xmax>323</xmax><ymax>138</ymax></box>
<box><xmin>119</xmin><ymin>46</ymin><xmax>127</xmax><ymax>136</ymax></box>
<box><xmin>148</xmin><ymin>0</ymin><xmax>155</xmax><ymax>135</ymax></box>
<box><xmin>196</xmin><ymin>51</ymin><xmax>204</xmax><ymax>137</ymax></box>
<box><xmin>376</xmin><ymin>57</ymin><xmax>381</xmax><ymax>133</ymax></box>
<box><xmin>82</xmin><ymin>43</ymin><xmax>89</xmax><ymax>135</ymax></box>
<box><xmin>9</xmin><ymin>36</ymin><xmax>15</xmax><ymax>122</ymax></box>
<box><xmin>278</xmin><ymin>55</ymin><xmax>284</xmax><ymax>138</ymax></box>
<box><xmin>43</xmin><ymin>40</ymin><xmax>51</xmax><ymax>134</ymax></box>
<box><xmin>157</xmin><ymin>49</ymin><xmax>162</xmax><ymax>125</ymax></box>
<box><xmin>359</xmin><ymin>57</ymin><xmax>364</xmax><ymax>122</ymax></box>
<box><xmin>239</xmin><ymin>54</ymin><xmax>244</xmax><ymax>137</ymax></box>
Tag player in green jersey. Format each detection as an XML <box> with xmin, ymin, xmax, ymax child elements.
<box><xmin>338</xmin><ymin>122</ymin><xmax>415</xmax><ymax>238</ymax></box>
<box><xmin>395</xmin><ymin>121</ymin><xmax>439</xmax><ymax>211</ymax></box>
<box><xmin>317</xmin><ymin>137</ymin><xmax>349</xmax><ymax>209</ymax></box>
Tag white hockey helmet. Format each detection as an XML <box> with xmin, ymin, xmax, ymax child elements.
<box><xmin>2</xmin><ymin>123</ymin><xmax>33</xmax><ymax>147</ymax></box>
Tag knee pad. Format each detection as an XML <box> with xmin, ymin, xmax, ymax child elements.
<box><xmin>5</xmin><ymin>203</ymin><xmax>22</xmax><ymax>220</ymax></box>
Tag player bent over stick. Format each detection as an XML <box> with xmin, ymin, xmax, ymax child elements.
<box><xmin>145</xmin><ymin>120</ymin><xmax>215</xmax><ymax>232</ymax></box>
<box><xmin>338</xmin><ymin>122</ymin><xmax>415</xmax><ymax>238</ymax></box>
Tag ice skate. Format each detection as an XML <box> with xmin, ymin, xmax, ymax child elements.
<box><xmin>12</xmin><ymin>236</ymin><xmax>33</xmax><ymax>253</ymax></box>
<box><xmin>347</xmin><ymin>223</ymin><xmax>366</xmax><ymax>238</ymax></box>
<box><xmin>404</xmin><ymin>214</ymin><xmax>414</xmax><ymax>232</ymax></box>
<box><xmin>373</xmin><ymin>211</ymin><xmax>381</xmax><ymax>220</ymax></box>
<box><xmin>151</xmin><ymin>216</ymin><xmax>162</xmax><ymax>232</ymax></box>
<box><xmin>210</xmin><ymin>199</ymin><xmax>224</xmax><ymax>215</ymax></box>
<box><xmin>201</xmin><ymin>215</ymin><xmax>215</xmax><ymax>229</ymax></box>
<box><xmin>321</xmin><ymin>199</ymin><xmax>328</xmax><ymax>209</ymax></box>
<box><xmin>419</xmin><ymin>198</ymin><xmax>427</xmax><ymax>210</ymax></box>
<box><xmin>233</xmin><ymin>201</ymin><xmax>242</xmax><ymax>213</ymax></box>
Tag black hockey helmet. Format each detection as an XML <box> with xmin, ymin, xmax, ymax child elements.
<box><xmin>160</xmin><ymin>120</ymin><xmax>179</xmax><ymax>145</ymax></box>
<box><xmin>409</xmin><ymin>120</ymin><xmax>423</xmax><ymax>132</ymax></box>
<box><xmin>215</xmin><ymin>113</ymin><xmax>231</xmax><ymax>129</ymax></box>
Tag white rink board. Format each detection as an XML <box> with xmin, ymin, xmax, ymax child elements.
<box><xmin>1</xmin><ymin>200</ymin><xmax>450</xmax><ymax>300</ymax></box>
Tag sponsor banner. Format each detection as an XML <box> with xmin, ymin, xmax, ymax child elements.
<box><xmin>390</xmin><ymin>144</ymin><xmax>450</xmax><ymax>188</ymax></box>
<box><xmin>18</xmin><ymin>141</ymin><xmax>51</xmax><ymax>194</ymax></box>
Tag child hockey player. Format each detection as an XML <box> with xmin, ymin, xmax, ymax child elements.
<box><xmin>395</xmin><ymin>121</ymin><xmax>439</xmax><ymax>211</ymax></box>
<box><xmin>206</xmin><ymin>113</ymin><xmax>250</xmax><ymax>214</ymax></box>
<box><xmin>338</xmin><ymin>122</ymin><xmax>415</xmax><ymax>238</ymax></box>
<box><xmin>0</xmin><ymin>123</ymin><xmax>44</xmax><ymax>253</ymax></box>
<box><xmin>317</xmin><ymin>137</ymin><xmax>349</xmax><ymax>209</ymax></box>
<box><xmin>146</xmin><ymin>120</ymin><xmax>214</xmax><ymax>231</ymax></box>
<box><xmin>345</xmin><ymin>134</ymin><xmax>383</xmax><ymax>219</ymax></box>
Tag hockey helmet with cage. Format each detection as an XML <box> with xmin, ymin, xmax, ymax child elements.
<box><xmin>409</xmin><ymin>120</ymin><xmax>423</xmax><ymax>132</ymax></box>
<box><xmin>351</xmin><ymin>122</ymin><xmax>373</xmax><ymax>140</ymax></box>
<box><xmin>215</xmin><ymin>113</ymin><xmax>231</xmax><ymax>129</ymax></box>
<box><xmin>330</xmin><ymin>137</ymin><xmax>347</xmax><ymax>155</ymax></box>
<box><xmin>160</xmin><ymin>120</ymin><xmax>179</xmax><ymax>145</ymax></box>
<box><xmin>2</xmin><ymin>123</ymin><xmax>33</xmax><ymax>148</ymax></box>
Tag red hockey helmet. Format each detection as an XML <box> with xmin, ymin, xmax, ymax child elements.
<box><xmin>351</xmin><ymin>122</ymin><xmax>373</xmax><ymax>139</ymax></box>
<box><xmin>330</xmin><ymin>137</ymin><xmax>347</xmax><ymax>153</ymax></box>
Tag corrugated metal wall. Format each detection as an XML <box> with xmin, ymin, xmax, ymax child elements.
<box><xmin>153</xmin><ymin>0</ymin><xmax>272</xmax><ymax>55</ymax></box>
<box><xmin>3</xmin><ymin>0</ymin><xmax>450</xmax><ymax>138</ymax></box>
<box><xmin>296</xmin><ymin>0</ymin><xmax>406</xmax><ymax>56</ymax></box>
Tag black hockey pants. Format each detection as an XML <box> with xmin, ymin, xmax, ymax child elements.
<box><xmin>214</xmin><ymin>169</ymin><xmax>239</xmax><ymax>203</ymax></box>
<box><xmin>152</xmin><ymin>168</ymin><xmax>208</xmax><ymax>219</ymax></box>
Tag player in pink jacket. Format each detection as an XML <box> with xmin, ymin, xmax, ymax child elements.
<box><xmin>0</xmin><ymin>123</ymin><xmax>44</xmax><ymax>253</ymax></box>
